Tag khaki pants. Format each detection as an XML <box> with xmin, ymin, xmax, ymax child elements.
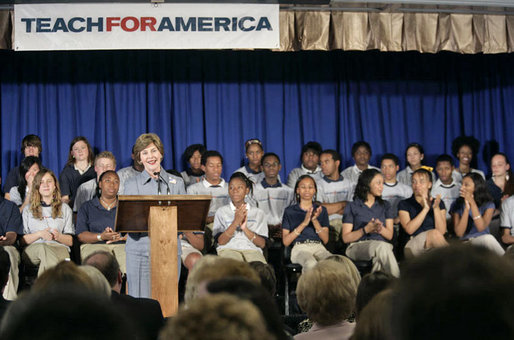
<box><xmin>217</xmin><ymin>248</ymin><xmax>266</xmax><ymax>263</ymax></box>
<box><xmin>2</xmin><ymin>245</ymin><xmax>20</xmax><ymax>300</ymax></box>
<box><xmin>346</xmin><ymin>240</ymin><xmax>400</xmax><ymax>278</ymax></box>
<box><xmin>80</xmin><ymin>243</ymin><xmax>127</xmax><ymax>274</ymax></box>
<box><xmin>291</xmin><ymin>242</ymin><xmax>332</xmax><ymax>271</ymax></box>
<box><xmin>22</xmin><ymin>243</ymin><xmax>70</xmax><ymax>276</ymax></box>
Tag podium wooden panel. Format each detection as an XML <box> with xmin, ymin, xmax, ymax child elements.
<box><xmin>115</xmin><ymin>195</ymin><xmax>211</xmax><ymax>317</ymax></box>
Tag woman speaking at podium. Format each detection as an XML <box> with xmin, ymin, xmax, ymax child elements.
<box><xmin>123</xmin><ymin>133</ymin><xmax>186</xmax><ymax>298</ymax></box>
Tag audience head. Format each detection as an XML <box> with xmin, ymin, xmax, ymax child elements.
<box><xmin>83</xmin><ymin>250</ymin><xmax>121</xmax><ymax>290</ymax></box>
<box><xmin>66</xmin><ymin>136</ymin><xmax>94</xmax><ymax>166</ymax></box>
<box><xmin>435</xmin><ymin>154</ymin><xmax>454</xmax><ymax>184</ymax></box>
<box><xmin>452</xmin><ymin>136</ymin><xmax>480</xmax><ymax>168</ymax></box>
<box><xmin>159</xmin><ymin>294</ymin><xmax>272</xmax><ymax>340</ymax></box>
<box><xmin>320</xmin><ymin>149</ymin><xmax>341</xmax><ymax>177</ymax></box>
<box><xmin>0</xmin><ymin>247</ymin><xmax>10</xmax><ymax>294</ymax></box>
<box><xmin>184</xmin><ymin>255</ymin><xmax>259</xmax><ymax>305</ymax></box>
<box><xmin>78</xmin><ymin>265</ymin><xmax>112</xmax><ymax>297</ymax></box>
<box><xmin>351</xmin><ymin>141</ymin><xmax>372</xmax><ymax>168</ymax></box>
<box><xmin>297</xmin><ymin>259</ymin><xmax>360</xmax><ymax>327</ymax></box>
<box><xmin>380</xmin><ymin>153</ymin><xmax>400</xmax><ymax>182</ymax></box>
<box><xmin>392</xmin><ymin>244</ymin><xmax>514</xmax><ymax>340</ymax></box>
<box><xmin>354</xmin><ymin>168</ymin><xmax>384</xmax><ymax>203</ymax></box>
<box><xmin>294</xmin><ymin>174</ymin><xmax>318</xmax><ymax>203</ymax></box>
<box><xmin>229</xmin><ymin>172</ymin><xmax>253</xmax><ymax>203</ymax></box>
<box><xmin>18</xmin><ymin>156</ymin><xmax>42</xmax><ymax>198</ymax></box>
<box><xmin>301</xmin><ymin>141</ymin><xmax>322</xmax><ymax>171</ymax></box>
<box><xmin>21</xmin><ymin>134</ymin><xmax>42</xmax><ymax>157</ymax></box>
<box><xmin>183</xmin><ymin>143</ymin><xmax>206</xmax><ymax>172</ymax></box>
<box><xmin>261</xmin><ymin>152</ymin><xmax>281</xmax><ymax>179</ymax></box>
<box><xmin>355</xmin><ymin>271</ymin><xmax>396</xmax><ymax>320</ymax></box>
<box><xmin>94</xmin><ymin>151</ymin><xmax>116</xmax><ymax>179</ymax></box>
<box><xmin>0</xmin><ymin>286</ymin><xmax>134</xmax><ymax>340</ymax></box>
<box><xmin>404</xmin><ymin>143</ymin><xmax>425</xmax><ymax>169</ymax></box>
<box><xmin>32</xmin><ymin>261</ymin><xmax>94</xmax><ymax>294</ymax></box>
<box><xmin>244</xmin><ymin>138</ymin><xmax>264</xmax><ymax>169</ymax></box>
<box><xmin>206</xmin><ymin>277</ymin><xmax>287</xmax><ymax>340</ymax></box>
<box><xmin>201</xmin><ymin>150</ymin><xmax>223</xmax><ymax>184</ymax></box>
<box><xmin>248</xmin><ymin>261</ymin><xmax>277</xmax><ymax>297</ymax></box>
<box><xmin>352</xmin><ymin>289</ymin><xmax>395</xmax><ymax>340</ymax></box>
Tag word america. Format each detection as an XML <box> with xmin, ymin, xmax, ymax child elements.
<box><xmin>20</xmin><ymin>16</ymin><xmax>273</xmax><ymax>33</ymax></box>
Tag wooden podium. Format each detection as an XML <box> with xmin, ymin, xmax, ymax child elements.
<box><xmin>114</xmin><ymin>194</ymin><xmax>211</xmax><ymax>317</ymax></box>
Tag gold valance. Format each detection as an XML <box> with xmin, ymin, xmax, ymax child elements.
<box><xmin>1</xmin><ymin>9</ymin><xmax>513</xmax><ymax>53</ymax></box>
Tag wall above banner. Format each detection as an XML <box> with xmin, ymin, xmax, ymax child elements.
<box><xmin>14</xmin><ymin>3</ymin><xmax>280</xmax><ymax>51</ymax></box>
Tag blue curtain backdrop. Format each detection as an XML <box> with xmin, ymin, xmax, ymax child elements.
<box><xmin>1</xmin><ymin>50</ymin><xmax>513</xmax><ymax>185</ymax></box>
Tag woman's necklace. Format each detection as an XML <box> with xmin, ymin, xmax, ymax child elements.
<box><xmin>100</xmin><ymin>197</ymin><xmax>117</xmax><ymax>211</ymax></box>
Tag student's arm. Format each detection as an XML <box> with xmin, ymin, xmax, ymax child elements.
<box><xmin>377</xmin><ymin>218</ymin><xmax>394</xmax><ymax>241</ymax></box>
<box><xmin>501</xmin><ymin>228</ymin><xmax>514</xmax><ymax>245</ymax></box>
<box><xmin>398</xmin><ymin>207</ymin><xmax>429</xmax><ymax>236</ymax></box>
<box><xmin>342</xmin><ymin>222</ymin><xmax>366</xmax><ymax>243</ymax></box>
<box><xmin>51</xmin><ymin>230</ymin><xmax>73</xmax><ymax>247</ymax></box>
<box><xmin>282</xmin><ymin>208</ymin><xmax>312</xmax><ymax>247</ymax></box>
<box><xmin>452</xmin><ymin>205</ymin><xmax>469</xmax><ymax>238</ymax></box>
<box><xmin>321</xmin><ymin>201</ymin><xmax>346</xmax><ymax>215</ymax></box>
<box><xmin>183</xmin><ymin>232</ymin><xmax>204</xmax><ymax>250</ymax></box>
<box><xmin>217</xmin><ymin>206</ymin><xmax>246</xmax><ymax>246</ymax></box>
<box><xmin>0</xmin><ymin>231</ymin><xmax>17</xmax><ymax>246</ymax></box>
<box><xmin>311</xmin><ymin>206</ymin><xmax>329</xmax><ymax>244</ymax></box>
<box><xmin>22</xmin><ymin>229</ymin><xmax>53</xmax><ymax>245</ymax></box>
<box><xmin>241</xmin><ymin>221</ymin><xmax>266</xmax><ymax>249</ymax></box>
<box><xmin>432</xmin><ymin>196</ymin><xmax>447</xmax><ymax>235</ymax></box>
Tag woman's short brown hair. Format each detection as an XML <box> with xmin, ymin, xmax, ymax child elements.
<box><xmin>133</xmin><ymin>133</ymin><xmax>165</xmax><ymax>165</ymax></box>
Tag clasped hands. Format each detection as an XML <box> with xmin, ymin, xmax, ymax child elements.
<box><xmin>100</xmin><ymin>227</ymin><xmax>126</xmax><ymax>244</ymax></box>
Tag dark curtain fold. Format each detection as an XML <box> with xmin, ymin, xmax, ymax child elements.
<box><xmin>1</xmin><ymin>50</ymin><xmax>513</xmax><ymax>183</ymax></box>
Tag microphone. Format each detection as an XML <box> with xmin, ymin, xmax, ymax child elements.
<box><xmin>155</xmin><ymin>172</ymin><xmax>171</xmax><ymax>195</ymax></box>
<box><xmin>154</xmin><ymin>172</ymin><xmax>162</xmax><ymax>195</ymax></box>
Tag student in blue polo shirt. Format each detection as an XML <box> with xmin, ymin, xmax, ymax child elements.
<box><xmin>282</xmin><ymin>175</ymin><xmax>331</xmax><ymax>271</ymax></box>
<box><xmin>286</xmin><ymin>141</ymin><xmax>323</xmax><ymax>188</ymax></box>
<box><xmin>450</xmin><ymin>173</ymin><xmax>504</xmax><ymax>256</ymax></box>
<box><xmin>252</xmin><ymin>152</ymin><xmax>293</xmax><ymax>240</ymax></box>
<box><xmin>398</xmin><ymin>169</ymin><xmax>448</xmax><ymax>258</ymax></box>
<box><xmin>213</xmin><ymin>172</ymin><xmax>268</xmax><ymax>263</ymax></box>
<box><xmin>180</xmin><ymin>144</ymin><xmax>206</xmax><ymax>187</ymax></box>
<box><xmin>342</xmin><ymin>169</ymin><xmax>399</xmax><ymax>278</ymax></box>
<box><xmin>76</xmin><ymin>170</ymin><xmax>126</xmax><ymax>274</ymax></box>
<box><xmin>233</xmin><ymin>138</ymin><xmax>265</xmax><ymax>184</ymax></box>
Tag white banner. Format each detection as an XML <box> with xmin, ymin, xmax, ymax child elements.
<box><xmin>14</xmin><ymin>3</ymin><xmax>280</xmax><ymax>51</ymax></box>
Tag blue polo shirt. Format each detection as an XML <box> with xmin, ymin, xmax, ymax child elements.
<box><xmin>282</xmin><ymin>203</ymin><xmax>329</xmax><ymax>245</ymax></box>
<box><xmin>59</xmin><ymin>164</ymin><xmax>96</xmax><ymax>206</ymax></box>
<box><xmin>76</xmin><ymin>197</ymin><xmax>117</xmax><ymax>241</ymax></box>
<box><xmin>0</xmin><ymin>197</ymin><xmax>23</xmax><ymax>235</ymax></box>
<box><xmin>343</xmin><ymin>198</ymin><xmax>393</xmax><ymax>242</ymax></box>
<box><xmin>398</xmin><ymin>196</ymin><xmax>446</xmax><ymax>236</ymax></box>
<box><xmin>450</xmin><ymin>201</ymin><xmax>495</xmax><ymax>240</ymax></box>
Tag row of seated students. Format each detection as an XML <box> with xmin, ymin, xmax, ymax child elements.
<box><xmin>1</xmin><ymin>133</ymin><xmax>513</xmax><ymax>302</ymax></box>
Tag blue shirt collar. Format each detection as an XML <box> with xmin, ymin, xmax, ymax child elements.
<box><xmin>261</xmin><ymin>179</ymin><xmax>282</xmax><ymax>188</ymax></box>
<box><xmin>323</xmin><ymin>175</ymin><xmax>344</xmax><ymax>183</ymax></box>
<box><xmin>245</xmin><ymin>164</ymin><xmax>261</xmax><ymax>175</ymax></box>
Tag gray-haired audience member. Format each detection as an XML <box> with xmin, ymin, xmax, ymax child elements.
<box><xmin>392</xmin><ymin>244</ymin><xmax>514</xmax><ymax>340</ymax></box>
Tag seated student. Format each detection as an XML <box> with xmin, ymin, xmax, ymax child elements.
<box><xmin>252</xmin><ymin>152</ymin><xmax>294</xmax><ymax>241</ymax></box>
<box><xmin>432</xmin><ymin>154</ymin><xmax>461</xmax><ymax>219</ymax></box>
<box><xmin>74</xmin><ymin>151</ymin><xmax>116</xmax><ymax>212</ymax></box>
<box><xmin>487</xmin><ymin>153</ymin><xmax>514</xmax><ymax>209</ymax></box>
<box><xmin>8</xmin><ymin>156</ymin><xmax>42</xmax><ymax>212</ymax></box>
<box><xmin>451</xmin><ymin>135</ymin><xmax>485</xmax><ymax>183</ymax></box>
<box><xmin>317</xmin><ymin>149</ymin><xmax>355</xmax><ymax>248</ymax></box>
<box><xmin>398</xmin><ymin>169</ymin><xmax>448</xmax><ymax>257</ymax></box>
<box><xmin>21</xmin><ymin>169</ymin><xmax>74</xmax><ymax>276</ymax></box>
<box><xmin>234</xmin><ymin>138</ymin><xmax>266</xmax><ymax>184</ymax></box>
<box><xmin>180</xmin><ymin>144</ymin><xmax>206</xmax><ymax>187</ymax></box>
<box><xmin>0</xmin><ymin>248</ymin><xmax>11</xmax><ymax>319</ymax></box>
<box><xmin>397</xmin><ymin>143</ymin><xmax>435</xmax><ymax>185</ymax></box>
<box><xmin>501</xmin><ymin>195</ymin><xmax>514</xmax><ymax>254</ymax></box>
<box><xmin>4</xmin><ymin>134</ymin><xmax>42</xmax><ymax>200</ymax></box>
<box><xmin>117</xmin><ymin>144</ymin><xmax>144</xmax><ymax>194</ymax></box>
<box><xmin>282</xmin><ymin>175</ymin><xmax>331</xmax><ymax>271</ymax></box>
<box><xmin>0</xmin><ymin>195</ymin><xmax>23</xmax><ymax>301</ymax></box>
<box><xmin>186</xmin><ymin>150</ymin><xmax>229</xmax><ymax>266</ymax></box>
<box><xmin>380</xmin><ymin>154</ymin><xmax>413</xmax><ymax>224</ymax></box>
<box><xmin>342</xmin><ymin>169</ymin><xmax>399</xmax><ymax>278</ymax></box>
<box><xmin>213</xmin><ymin>172</ymin><xmax>268</xmax><ymax>263</ymax></box>
<box><xmin>451</xmin><ymin>173</ymin><xmax>504</xmax><ymax>256</ymax></box>
<box><xmin>59</xmin><ymin>136</ymin><xmax>96</xmax><ymax>207</ymax></box>
<box><xmin>76</xmin><ymin>171</ymin><xmax>126</xmax><ymax>274</ymax></box>
<box><xmin>287</xmin><ymin>141</ymin><xmax>323</xmax><ymax>188</ymax></box>
<box><xmin>341</xmin><ymin>141</ymin><xmax>379</xmax><ymax>184</ymax></box>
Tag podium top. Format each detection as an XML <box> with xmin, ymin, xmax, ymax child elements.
<box><xmin>115</xmin><ymin>195</ymin><xmax>211</xmax><ymax>233</ymax></box>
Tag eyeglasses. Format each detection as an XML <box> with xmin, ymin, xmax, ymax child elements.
<box><xmin>263</xmin><ymin>162</ymin><xmax>279</xmax><ymax>168</ymax></box>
